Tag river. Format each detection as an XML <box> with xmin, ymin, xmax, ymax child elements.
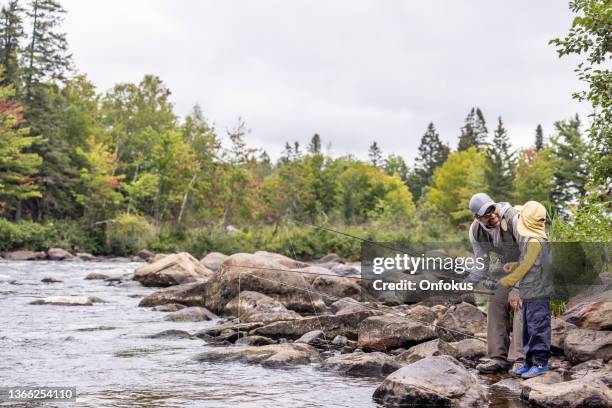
<box><xmin>0</xmin><ymin>260</ymin><xmax>380</xmax><ymax>407</ymax></box>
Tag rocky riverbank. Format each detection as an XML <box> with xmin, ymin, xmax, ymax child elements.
<box><xmin>8</xmin><ymin>249</ymin><xmax>612</xmax><ymax>407</ymax></box>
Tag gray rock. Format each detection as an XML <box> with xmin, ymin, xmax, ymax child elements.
<box><xmin>41</xmin><ymin>277</ymin><xmax>62</xmax><ymax>283</ymax></box>
<box><xmin>315</xmin><ymin>253</ymin><xmax>344</xmax><ymax>264</ymax></box>
<box><xmin>521</xmin><ymin>378</ymin><xmax>612</xmax><ymax>408</ymax></box>
<box><xmin>204</xmin><ymin>253</ymin><xmax>325</xmax><ymax>314</ymax></box>
<box><xmin>552</xmin><ymin>317</ymin><xmax>578</xmax><ymax>351</ymax></box>
<box><xmin>324</xmin><ymin>352</ymin><xmax>402</xmax><ymax>377</ymax></box>
<box><xmin>563</xmin><ymin>289</ymin><xmax>612</xmax><ymax>331</ymax></box>
<box><xmin>252</xmin><ymin>310</ymin><xmax>378</xmax><ymax>340</ymax></box>
<box><xmin>47</xmin><ymin>248</ymin><xmax>74</xmax><ymax>261</ymax></box>
<box><xmin>146</xmin><ymin>329</ymin><xmax>192</xmax><ymax>339</ymax></box>
<box><xmin>134</xmin><ymin>252</ymin><xmax>214</xmax><ymax>287</ymax></box>
<box><xmin>2</xmin><ymin>250</ymin><xmax>38</xmax><ymax>261</ymax></box>
<box><xmin>30</xmin><ymin>296</ymin><xmax>103</xmax><ymax>306</ymax></box>
<box><xmin>223</xmin><ymin>291</ymin><xmax>301</xmax><ymax>323</ymax></box>
<box><xmin>564</xmin><ymin>329</ymin><xmax>612</xmax><ymax>364</ymax></box>
<box><xmin>295</xmin><ymin>330</ymin><xmax>326</xmax><ymax>345</ymax></box>
<box><xmin>294</xmin><ymin>266</ymin><xmax>336</xmax><ymax>285</ymax></box>
<box><xmin>200</xmin><ymin>252</ymin><xmax>228</xmax><ymax>272</ymax></box>
<box><xmin>331</xmin><ymin>263</ymin><xmax>360</xmax><ymax>276</ymax></box>
<box><xmin>330</xmin><ymin>297</ymin><xmax>368</xmax><ymax>315</ymax></box>
<box><xmin>396</xmin><ymin>339</ymin><xmax>458</xmax><ymax>364</ymax></box>
<box><xmin>138</xmin><ymin>281</ymin><xmax>208</xmax><ymax>307</ymax></box>
<box><xmin>164</xmin><ymin>306</ymin><xmax>217</xmax><ymax>322</ymax></box>
<box><xmin>236</xmin><ymin>335</ymin><xmax>276</xmax><ymax>346</ymax></box>
<box><xmin>403</xmin><ymin>305</ymin><xmax>437</xmax><ymax>324</ymax></box>
<box><xmin>194</xmin><ymin>343</ymin><xmax>320</xmax><ymax>368</ymax></box>
<box><xmin>449</xmin><ymin>338</ymin><xmax>487</xmax><ymax>360</ymax></box>
<box><xmin>372</xmin><ymin>356</ymin><xmax>487</xmax><ymax>407</ymax></box>
<box><xmin>310</xmin><ymin>275</ymin><xmax>362</xmax><ymax>305</ymax></box>
<box><xmin>490</xmin><ymin>378</ymin><xmax>522</xmax><ymax>397</ymax></box>
<box><xmin>136</xmin><ymin>249</ymin><xmax>154</xmax><ymax>261</ymax></box>
<box><xmin>253</xmin><ymin>251</ymin><xmax>310</xmax><ymax>269</ymax></box>
<box><xmin>435</xmin><ymin>302</ymin><xmax>487</xmax><ymax>342</ymax></box>
<box><xmin>84</xmin><ymin>272</ymin><xmax>110</xmax><ymax>280</ymax></box>
<box><xmin>152</xmin><ymin>303</ymin><xmax>186</xmax><ymax>312</ymax></box>
<box><xmin>357</xmin><ymin>315</ymin><xmax>437</xmax><ymax>352</ymax></box>
<box><xmin>332</xmin><ymin>335</ymin><xmax>348</xmax><ymax>346</ymax></box>
<box><xmin>76</xmin><ymin>252</ymin><xmax>97</xmax><ymax>261</ymax></box>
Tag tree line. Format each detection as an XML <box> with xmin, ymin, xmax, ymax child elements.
<box><xmin>0</xmin><ymin>0</ymin><xmax>609</xmax><ymax>256</ymax></box>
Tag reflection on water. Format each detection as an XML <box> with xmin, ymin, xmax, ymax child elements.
<box><xmin>0</xmin><ymin>261</ymin><xmax>379</xmax><ymax>407</ymax></box>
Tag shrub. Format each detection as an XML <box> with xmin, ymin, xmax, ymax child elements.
<box><xmin>107</xmin><ymin>213</ymin><xmax>154</xmax><ymax>255</ymax></box>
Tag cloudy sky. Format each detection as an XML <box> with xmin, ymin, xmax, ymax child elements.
<box><xmin>62</xmin><ymin>0</ymin><xmax>588</xmax><ymax>162</ymax></box>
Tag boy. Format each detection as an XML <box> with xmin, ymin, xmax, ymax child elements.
<box><xmin>498</xmin><ymin>201</ymin><xmax>552</xmax><ymax>379</ymax></box>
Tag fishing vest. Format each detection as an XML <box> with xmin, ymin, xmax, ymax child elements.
<box><xmin>518</xmin><ymin>236</ymin><xmax>553</xmax><ymax>300</ymax></box>
<box><xmin>471</xmin><ymin>206</ymin><xmax>521</xmax><ymax>264</ymax></box>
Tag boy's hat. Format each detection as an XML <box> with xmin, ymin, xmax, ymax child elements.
<box><xmin>517</xmin><ymin>201</ymin><xmax>547</xmax><ymax>239</ymax></box>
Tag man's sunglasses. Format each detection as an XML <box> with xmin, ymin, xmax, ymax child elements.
<box><xmin>477</xmin><ymin>205</ymin><xmax>496</xmax><ymax>219</ymax></box>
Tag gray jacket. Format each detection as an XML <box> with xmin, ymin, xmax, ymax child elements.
<box><xmin>518</xmin><ymin>236</ymin><xmax>553</xmax><ymax>300</ymax></box>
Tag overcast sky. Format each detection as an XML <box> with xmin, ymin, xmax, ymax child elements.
<box><xmin>61</xmin><ymin>0</ymin><xmax>588</xmax><ymax>163</ymax></box>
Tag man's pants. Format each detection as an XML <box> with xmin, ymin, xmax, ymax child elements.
<box><xmin>522</xmin><ymin>298</ymin><xmax>552</xmax><ymax>366</ymax></box>
<box><xmin>488</xmin><ymin>285</ymin><xmax>524</xmax><ymax>362</ymax></box>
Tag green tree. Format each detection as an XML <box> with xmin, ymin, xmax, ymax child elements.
<box><xmin>485</xmin><ymin>117</ymin><xmax>515</xmax><ymax>202</ymax></box>
<box><xmin>410</xmin><ymin>122</ymin><xmax>450</xmax><ymax>201</ymax></box>
<box><xmin>368</xmin><ymin>141</ymin><xmax>382</xmax><ymax>167</ymax></box>
<box><xmin>0</xmin><ymin>0</ymin><xmax>26</xmax><ymax>89</ymax></box>
<box><xmin>0</xmin><ymin>86</ymin><xmax>42</xmax><ymax>218</ymax></box>
<box><xmin>550</xmin><ymin>115</ymin><xmax>588</xmax><ymax>210</ymax></box>
<box><xmin>550</xmin><ymin>0</ymin><xmax>611</xmax><ymax>186</ymax></box>
<box><xmin>425</xmin><ymin>147</ymin><xmax>487</xmax><ymax>225</ymax></box>
<box><xmin>384</xmin><ymin>154</ymin><xmax>409</xmax><ymax>182</ymax></box>
<box><xmin>535</xmin><ymin>124</ymin><xmax>544</xmax><ymax>150</ymax></box>
<box><xmin>308</xmin><ymin>133</ymin><xmax>321</xmax><ymax>154</ymax></box>
<box><xmin>513</xmin><ymin>148</ymin><xmax>555</xmax><ymax>208</ymax></box>
<box><xmin>457</xmin><ymin>107</ymin><xmax>488</xmax><ymax>151</ymax></box>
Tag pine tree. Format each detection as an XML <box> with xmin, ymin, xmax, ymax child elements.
<box><xmin>535</xmin><ymin>124</ymin><xmax>544</xmax><ymax>150</ymax></box>
<box><xmin>550</xmin><ymin>114</ymin><xmax>588</xmax><ymax>210</ymax></box>
<box><xmin>0</xmin><ymin>0</ymin><xmax>26</xmax><ymax>89</ymax></box>
<box><xmin>485</xmin><ymin>117</ymin><xmax>515</xmax><ymax>202</ymax></box>
<box><xmin>458</xmin><ymin>107</ymin><xmax>488</xmax><ymax>151</ymax></box>
<box><xmin>293</xmin><ymin>141</ymin><xmax>302</xmax><ymax>159</ymax></box>
<box><xmin>368</xmin><ymin>141</ymin><xmax>382</xmax><ymax>167</ymax></box>
<box><xmin>23</xmin><ymin>0</ymin><xmax>72</xmax><ymax>99</ymax></box>
<box><xmin>410</xmin><ymin>122</ymin><xmax>450</xmax><ymax>201</ymax></box>
<box><xmin>308</xmin><ymin>133</ymin><xmax>321</xmax><ymax>154</ymax></box>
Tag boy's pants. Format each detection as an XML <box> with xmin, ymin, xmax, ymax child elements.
<box><xmin>522</xmin><ymin>298</ymin><xmax>552</xmax><ymax>366</ymax></box>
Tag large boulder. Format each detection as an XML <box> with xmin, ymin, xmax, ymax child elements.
<box><xmin>204</xmin><ymin>253</ymin><xmax>325</xmax><ymax>314</ymax></box>
<box><xmin>194</xmin><ymin>343</ymin><xmax>320</xmax><ymax>368</ymax></box>
<box><xmin>330</xmin><ymin>297</ymin><xmax>369</xmax><ymax>315</ymax></box>
<box><xmin>435</xmin><ymin>302</ymin><xmax>487</xmax><ymax>342</ymax></box>
<box><xmin>564</xmin><ymin>329</ymin><xmax>612</xmax><ymax>364</ymax></box>
<box><xmin>357</xmin><ymin>315</ymin><xmax>437</xmax><ymax>352</ymax></box>
<box><xmin>47</xmin><ymin>247</ymin><xmax>74</xmax><ymax>261</ymax></box>
<box><xmin>223</xmin><ymin>291</ymin><xmax>301</xmax><ymax>323</ymax></box>
<box><xmin>200</xmin><ymin>252</ymin><xmax>228</xmax><ymax>272</ymax></box>
<box><xmin>133</xmin><ymin>252</ymin><xmax>213</xmax><ymax>287</ymax></box>
<box><xmin>402</xmin><ymin>305</ymin><xmax>437</xmax><ymax>324</ymax></box>
<box><xmin>163</xmin><ymin>306</ymin><xmax>217</xmax><ymax>322</ymax></box>
<box><xmin>563</xmin><ymin>290</ymin><xmax>612</xmax><ymax>331</ymax></box>
<box><xmin>372</xmin><ymin>356</ymin><xmax>487</xmax><ymax>407</ymax></box>
<box><xmin>310</xmin><ymin>275</ymin><xmax>362</xmax><ymax>305</ymax></box>
<box><xmin>396</xmin><ymin>339</ymin><xmax>458</xmax><ymax>364</ymax></box>
<box><xmin>295</xmin><ymin>266</ymin><xmax>336</xmax><ymax>285</ymax></box>
<box><xmin>2</xmin><ymin>250</ymin><xmax>39</xmax><ymax>261</ymax></box>
<box><xmin>324</xmin><ymin>352</ymin><xmax>402</xmax><ymax>377</ymax></box>
<box><xmin>253</xmin><ymin>251</ymin><xmax>309</xmax><ymax>269</ymax></box>
<box><xmin>552</xmin><ymin>317</ymin><xmax>578</xmax><ymax>352</ymax></box>
<box><xmin>449</xmin><ymin>338</ymin><xmax>487</xmax><ymax>360</ymax></box>
<box><xmin>138</xmin><ymin>281</ymin><xmax>208</xmax><ymax>307</ymax></box>
<box><xmin>252</xmin><ymin>310</ymin><xmax>378</xmax><ymax>340</ymax></box>
<box><xmin>521</xmin><ymin>378</ymin><xmax>612</xmax><ymax>408</ymax></box>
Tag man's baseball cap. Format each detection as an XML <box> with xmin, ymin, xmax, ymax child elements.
<box><xmin>469</xmin><ymin>193</ymin><xmax>495</xmax><ymax>216</ymax></box>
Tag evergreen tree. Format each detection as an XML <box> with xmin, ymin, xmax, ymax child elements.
<box><xmin>280</xmin><ymin>142</ymin><xmax>292</xmax><ymax>164</ymax></box>
<box><xmin>550</xmin><ymin>114</ymin><xmax>588</xmax><ymax>210</ymax></box>
<box><xmin>485</xmin><ymin>117</ymin><xmax>515</xmax><ymax>202</ymax></box>
<box><xmin>293</xmin><ymin>141</ymin><xmax>302</xmax><ymax>159</ymax></box>
<box><xmin>0</xmin><ymin>0</ymin><xmax>26</xmax><ymax>89</ymax></box>
<box><xmin>368</xmin><ymin>141</ymin><xmax>382</xmax><ymax>167</ymax></box>
<box><xmin>308</xmin><ymin>133</ymin><xmax>321</xmax><ymax>154</ymax></box>
<box><xmin>458</xmin><ymin>107</ymin><xmax>488</xmax><ymax>151</ymax></box>
<box><xmin>410</xmin><ymin>122</ymin><xmax>450</xmax><ymax>201</ymax></box>
<box><xmin>23</xmin><ymin>0</ymin><xmax>72</xmax><ymax>101</ymax></box>
<box><xmin>535</xmin><ymin>124</ymin><xmax>544</xmax><ymax>150</ymax></box>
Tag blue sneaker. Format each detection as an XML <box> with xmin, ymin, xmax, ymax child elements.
<box><xmin>521</xmin><ymin>364</ymin><xmax>551</xmax><ymax>379</ymax></box>
<box><xmin>510</xmin><ymin>363</ymin><xmax>531</xmax><ymax>377</ymax></box>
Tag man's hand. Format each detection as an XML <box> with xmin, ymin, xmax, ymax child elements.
<box><xmin>508</xmin><ymin>289</ymin><xmax>521</xmax><ymax>311</ymax></box>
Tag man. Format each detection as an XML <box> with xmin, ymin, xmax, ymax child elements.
<box><xmin>465</xmin><ymin>193</ymin><xmax>524</xmax><ymax>373</ymax></box>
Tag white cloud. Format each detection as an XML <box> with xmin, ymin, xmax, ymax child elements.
<box><xmin>62</xmin><ymin>0</ymin><xmax>589</xmax><ymax>162</ymax></box>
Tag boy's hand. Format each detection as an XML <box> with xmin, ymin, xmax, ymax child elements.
<box><xmin>508</xmin><ymin>289</ymin><xmax>521</xmax><ymax>311</ymax></box>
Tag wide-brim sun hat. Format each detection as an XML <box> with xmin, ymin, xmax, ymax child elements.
<box><xmin>516</xmin><ymin>201</ymin><xmax>547</xmax><ymax>239</ymax></box>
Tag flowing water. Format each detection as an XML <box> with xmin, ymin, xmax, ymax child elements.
<box><xmin>0</xmin><ymin>260</ymin><xmax>527</xmax><ymax>407</ymax></box>
<box><xmin>0</xmin><ymin>261</ymin><xmax>379</xmax><ymax>407</ymax></box>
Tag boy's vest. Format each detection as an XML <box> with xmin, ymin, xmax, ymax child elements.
<box><xmin>518</xmin><ymin>236</ymin><xmax>553</xmax><ymax>300</ymax></box>
<box><xmin>471</xmin><ymin>206</ymin><xmax>521</xmax><ymax>264</ymax></box>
